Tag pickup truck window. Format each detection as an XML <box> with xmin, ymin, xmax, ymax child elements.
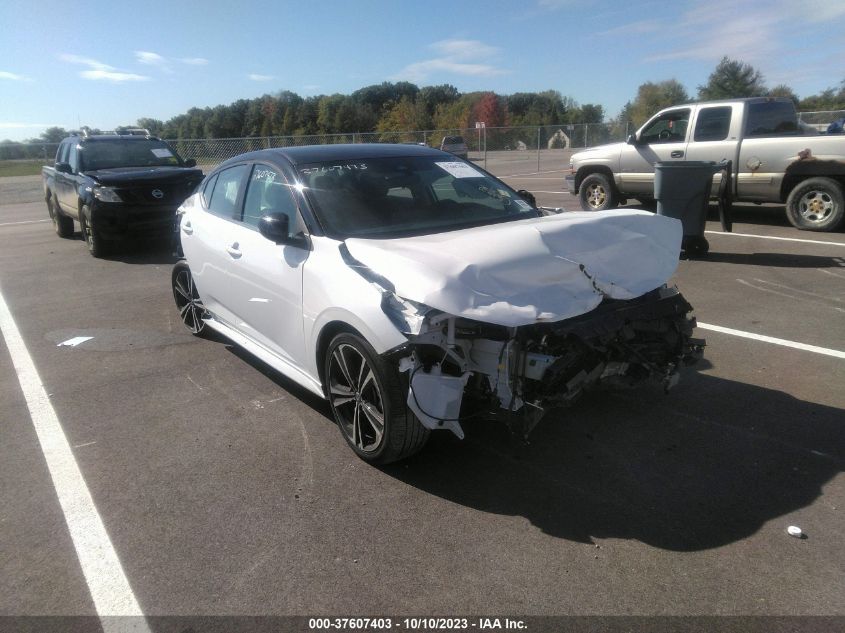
<box><xmin>694</xmin><ymin>106</ymin><xmax>732</xmax><ymax>142</ymax></box>
<box><xmin>745</xmin><ymin>101</ymin><xmax>798</xmax><ymax>137</ymax></box>
<box><xmin>641</xmin><ymin>109</ymin><xmax>690</xmax><ymax>144</ymax></box>
<box><xmin>56</xmin><ymin>142</ymin><xmax>69</xmax><ymax>164</ymax></box>
<box><xmin>68</xmin><ymin>144</ymin><xmax>80</xmax><ymax>173</ymax></box>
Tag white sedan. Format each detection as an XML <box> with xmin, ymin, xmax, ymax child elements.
<box><xmin>173</xmin><ymin>144</ymin><xmax>702</xmax><ymax>463</ymax></box>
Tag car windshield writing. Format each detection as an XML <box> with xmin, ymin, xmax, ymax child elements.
<box><xmin>81</xmin><ymin>140</ymin><xmax>182</xmax><ymax>170</ymax></box>
<box><xmin>299</xmin><ymin>156</ymin><xmax>537</xmax><ymax>238</ymax></box>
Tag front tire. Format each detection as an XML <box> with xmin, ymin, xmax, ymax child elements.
<box><xmin>325</xmin><ymin>332</ymin><xmax>428</xmax><ymax>464</ymax></box>
<box><xmin>785</xmin><ymin>177</ymin><xmax>844</xmax><ymax>232</ymax></box>
<box><xmin>80</xmin><ymin>205</ymin><xmax>109</xmax><ymax>257</ymax></box>
<box><xmin>579</xmin><ymin>173</ymin><xmax>619</xmax><ymax>211</ymax></box>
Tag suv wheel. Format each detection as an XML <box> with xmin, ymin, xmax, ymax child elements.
<box><xmin>80</xmin><ymin>205</ymin><xmax>110</xmax><ymax>257</ymax></box>
<box><xmin>47</xmin><ymin>193</ymin><xmax>74</xmax><ymax>238</ymax></box>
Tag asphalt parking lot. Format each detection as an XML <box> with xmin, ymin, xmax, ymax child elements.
<box><xmin>0</xmin><ymin>157</ymin><xmax>843</xmax><ymax>627</ymax></box>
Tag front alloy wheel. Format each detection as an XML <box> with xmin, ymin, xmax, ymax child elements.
<box><xmin>328</xmin><ymin>342</ymin><xmax>385</xmax><ymax>454</ymax></box>
<box><xmin>171</xmin><ymin>262</ymin><xmax>208</xmax><ymax>335</ymax></box>
<box><xmin>324</xmin><ymin>332</ymin><xmax>429</xmax><ymax>464</ymax></box>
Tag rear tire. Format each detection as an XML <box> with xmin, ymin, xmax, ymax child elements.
<box><xmin>325</xmin><ymin>332</ymin><xmax>428</xmax><ymax>464</ymax></box>
<box><xmin>47</xmin><ymin>193</ymin><xmax>74</xmax><ymax>238</ymax></box>
<box><xmin>579</xmin><ymin>173</ymin><xmax>619</xmax><ymax>211</ymax></box>
<box><xmin>171</xmin><ymin>261</ymin><xmax>208</xmax><ymax>336</ymax></box>
<box><xmin>785</xmin><ymin>177</ymin><xmax>844</xmax><ymax>232</ymax></box>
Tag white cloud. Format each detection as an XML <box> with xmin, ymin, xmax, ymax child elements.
<box><xmin>81</xmin><ymin>70</ymin><xmax>149</xmax><ymax>82</ymax></box>
<box><xmin>180</xmin><ymin>57</ymin><xmax>209</xmax><ymax>66</ymax></box>
<box><xmin>135</xmin><ymin>50</ymin><xmax>172</xmax><ymax>73</ymax></box>
<box><xmin>59</xmin><ymin>54</ymin><xmax>114</xmax><ymax>71</ymax></box>
<box><xmin>0</xmin><ymin>71</ymin><xmax>33</xmax><ymax>82</ymax></box>
<box><xmin>60</xmin><ymin>53</ymin><xmax>150</xmax><ymax>82</ymax></box>
<box><xmin>248</xmin><ymin>74</ymin><xmax>274</xmax><ymax>81</ymax></box>
<box><xmin>392</xmin><ymin>39</ymin><xmax>509</xmax><ymax>83</ymax></box>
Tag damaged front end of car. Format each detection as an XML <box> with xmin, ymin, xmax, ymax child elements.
<box><xmin>342</xmin><ymin>241</ymin><xmax>704</xmax><ymax>442</ymax></box>
<box><xmin>385</xmin><ymin>287</ymin><xmax>703</xmax><ymax>440</ymax></box>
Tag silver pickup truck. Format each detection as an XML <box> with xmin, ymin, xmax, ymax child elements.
<box><xmin>565</xmin><ymin>97</ymin><xmax>845</xmax><ymax>231</ymax></box>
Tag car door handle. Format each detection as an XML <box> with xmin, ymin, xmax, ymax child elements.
<box><xmin>226</xmin><ymin>243</ymin><xmax>242</xmax><ymax>258</ymax></box>
<box><xmin>181</xmin><ymin>221</ymin><xmax>193</xmax><ymax>235</ymax></box>
<box><xmin>671</xmin><ymin>151</ymin><xmax>685</xmax><ymax>158</ymax></box>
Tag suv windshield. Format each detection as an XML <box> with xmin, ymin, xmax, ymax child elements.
<box><xmin>299</xmin><ymin>156</ymin><xmax>537</xmax><ymax>238</ymax></box>
<box><xmin>80</xmin><ymin>139</ymin><xmax>183</xmax><ymax>170</ymax></box>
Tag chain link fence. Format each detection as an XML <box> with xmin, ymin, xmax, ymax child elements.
<box><xmin>797</xmin><ymin>110</ymin><xmax>845</xmax><ymax>132</ymax></box>
<box><xmin>1</xmin><ymin>123</ymin><xmax>630</xmax><ymax>175</ymax></box>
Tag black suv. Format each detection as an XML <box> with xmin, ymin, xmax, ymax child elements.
<box><xmin>43</xmin><ymin>129</ymin><xmax>203</xmax><ymax>257</ymax></box>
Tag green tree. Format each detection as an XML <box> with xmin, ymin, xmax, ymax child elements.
<box><xmin>629</xmin><ymin>80</ymin><xmax>690</xmax><ymax>126</ymax></box>
<box><xmin>376</xmin><ymin>96</ymin><xmax>428</xmax><ymax>134</ymax></box>
<box><xmin>698</xmin><ymin>57</ymin><xmax>766</xmax><ymax>100</ymax></box>
<box><xmin>136</xmin><ymin>118</ymin><xmax>164</xmax><ymax>136</ymax></box>
<box><xmin>40</xmin><ymin>127</ymin><xmax>68</xmax><ymax>143</ymax></box>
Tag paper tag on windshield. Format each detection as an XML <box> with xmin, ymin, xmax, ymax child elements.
<box><xmin>151</xmin><ymin>148</ymin><xmax>173</xmax><ymax>158</ymax></box>
<box><xmin>435</xmin><ymin>161</ymin><xmax>484</xmax><ymax>178</ymax></box>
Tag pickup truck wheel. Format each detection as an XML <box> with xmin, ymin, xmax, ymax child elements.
<box><xmin>47</xmin><ymin>193</ymin><xmax>74</xmax><ymax>238</ymax></box>
<box><xmin>785</xmin><ymin>177</ymin><xmax>845</xmax><ymax>232</ymax></box>
<box><xmin>171</xmin><ymin>261</ymin><xmax>208</xmax><ymax>336</ymax></box>
<box><xmin>80</xmin><ymin>206</ymin><xmax>109</xmax><ymax>257</ymax></box>
<box><xmin>579</xmin><ymin>173</ymin><xmax>618</xmax><ymax>211</ymax></box>
<box><xmin>325</xmin><ymin>332</ymin><xmax>429</xmax><ymax>464</ymax></box>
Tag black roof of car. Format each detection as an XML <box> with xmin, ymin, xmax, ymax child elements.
<box><xmin>218</xmin><ymin>143</ymin><xmax>450</xmax><ymax>169</ymax></box>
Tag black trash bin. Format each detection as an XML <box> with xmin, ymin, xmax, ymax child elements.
<box><xmin>654</xmin><ymin>160</ymin><xmax>731</xmax><ymax>257</ymax></box>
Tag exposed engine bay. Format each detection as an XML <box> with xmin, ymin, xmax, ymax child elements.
<box><xmin>388</xmin><ymin>286</ymin><xmax>703</xmax><ymax>439</ymax></box>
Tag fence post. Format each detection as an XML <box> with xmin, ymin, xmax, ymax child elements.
<box><xmin>584</xmin><ymin>124</ymin><xmax>588</xmax><ymax>148</ymax></box>
<box><xmin>537</xmin><ymin>127</ymin><xmax>541</xmax><ymax>172</ymax></box>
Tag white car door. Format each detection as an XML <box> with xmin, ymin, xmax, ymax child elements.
<box><xmin>221</xmin><ymin>163</ymin><xmax>308</xmax><ymax>367</ymax></box>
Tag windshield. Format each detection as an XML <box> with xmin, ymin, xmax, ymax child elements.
<box><xmin>298</xmin><ymin>156</ymin><xmax>538</xmax><ymax>238</ymax></box>
<box><xmin>80</xmin><ymin>139</ymin><xmax>183</xmax><ymax>170</ymax></box>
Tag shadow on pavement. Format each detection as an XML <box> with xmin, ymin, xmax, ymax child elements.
<box><xmin>74</xmin><ymin>231</ymin><xmax>180</xmax><ymax>265</ymax></box>
<box><xmin>694</xmin><ymin>251</ymin><xmax>845</xmax><ymax>268</ymax></box>
<box><xmin>216</xmin><ymin>335</ymin><xmax>843</xmax><ymax>553</ymax></box>
<box><xmin>382</xmin><ymin>371</ymin><xmax>843</xmax><ymax>552</ymax></box>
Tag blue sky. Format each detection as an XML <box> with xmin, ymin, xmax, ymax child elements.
<box><xmin>1</xmin><ymin>0</ymin><xmax>844</xmax><ymax>141</ymax></box>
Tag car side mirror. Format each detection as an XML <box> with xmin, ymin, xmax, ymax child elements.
<box><xmin>183</xmin><ymin>158</ymin><xmax>197</xmax><ymax>168</ymax></box>
<box><xmin>258</xmin><ymin>212</ymin><xmax>309</xmax><ymax>248</ymax></box>
<box><xmin>626</xmin><ymin>134</ymin><xmax>638</xmax><ymax>145</ymax></box>
<box><xmin>55</xmin><ymin>162</ymin><xmax>72</xmax><ymax>174</ymax></box>
<box><xmin>516</xmin><ymin>189</ymin><xmax>536</xmax><ymax>207</ymax></box>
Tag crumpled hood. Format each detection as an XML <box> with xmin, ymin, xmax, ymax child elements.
<box><xmin>344</xmin><ymin>210</ymin><xmax>682</xmax><ymax>327</ymax></box>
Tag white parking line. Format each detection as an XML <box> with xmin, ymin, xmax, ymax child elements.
<box><xmin>0</xmin><ymin>219</ymin><xmax>50</xmax><ymax>227</ymax></box>
<box><xmin>697</xmin><ymin>322</ymin><xmax>845</xmax><ymax>359</ymax></box>
<box><xmin>0</xmin><ymin>288</ymin><xmax>150</xmax><ymax>632</ymax></box>
<box><xmin>705</xmin><ymin>231</ymin><xmax>845</xmax><ymax>247</ymax></box>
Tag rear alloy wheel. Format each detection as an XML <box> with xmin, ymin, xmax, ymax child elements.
<box><xmin>171</xmin><ymin>262</ymin><xmax>208</xmax><ymax>336</ymax></box>
<box><xmin>579</xmin><ymin>173</ymin><xmax>619</xmax><ymax>211</ymax></box>
<box><xmin>80</xmin><ymin>205</ymin><xmax>109</xmax><ymax>257</ymax></box>
<box><xmin>47</xmin><ymin>193</ymin><xmax>74</xmax><ymax>238</ymax></box>
<box><xmin>325</xmin><ymin>332</ymin><xmax>428</xmax><ymax>464</ymax></box>
<box><xmin>785</xmin><ymin>177</ymin><xmax>844</xmax><ymax>232</ymax></box>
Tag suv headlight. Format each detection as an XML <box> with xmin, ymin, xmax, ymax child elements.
<box><xmin>93</xmin><ymin>186</ymin><xmax>122</xmax><ymax>203</ymax></box>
